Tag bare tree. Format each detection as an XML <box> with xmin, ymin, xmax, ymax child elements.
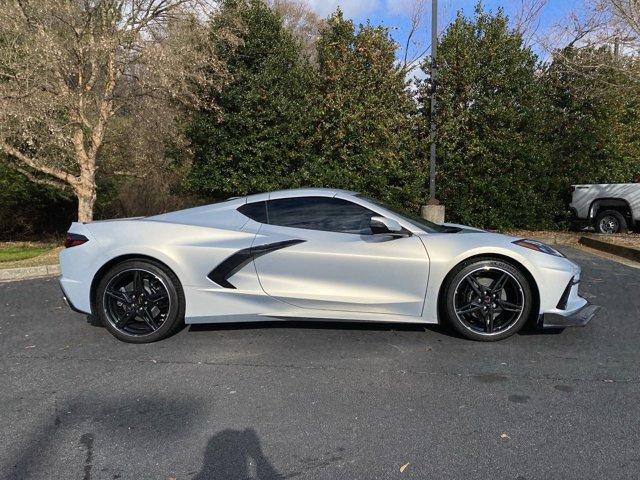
<box><xmin>513</xmin><ymin>0</ymin><xmax>548</xmax><ymax>45</ymax></box>
<box><xmin>402</xmin><ymin>0</ymin><xmax>427</xmax><ymax>70</ymax></box>
<box><xmin>269</xmin><ymin>0</ymin><xmax>323</xmax><ymax>60</ymax></box>
<box><xmin>590</xmin><ymin>0</ymin><xmax>640</xmax><ymax>50</ymax></box>
<box><xmin>0</xmin><ymin>0</ymin><xmax>232</xmax><ymax>222</ymax></box>
<box><xmin>548</xmin><ymin>0</ymin><xmax>640</xmax><ymax>54</ymax></box>
<box><xmin>536</xmin><ymin>0</ymin><xmax>640</xmax><ymax>92</ymax></box>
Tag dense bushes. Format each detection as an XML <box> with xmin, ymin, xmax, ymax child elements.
<box><xmin>545</xmin><ymin>47</ymin><xmax>640</xmax><ymax>188</ymax></box>
<box><xmin>0</xmin><ymin>163</ymin><xmax>74</xmax><ymax>240</ymax></box>
<box><xmin>186</xmin><ymin>3</ymin><xmax>639</xmax><ymax>231</ymax></box>
<box><xmin>2</xmin><ymin>2</ymin><xmax>639</xmax><ymax>237</ymax></box>
<box><xmin>303</xmin><ymin>12</ymin><xmax>422</xmax><ymax>211</ymax></box>
<box><xmin>417</xmin><ymin>8</ymin><xmax>640</xmax><ymax>230</ymax></box>
<box><xmin>418</xmin><ymin>9</ymin><xmax>558</xmax><ymax>229</ymax></box>
<box><xmin>187</xmin><ymin>0</ymin><xmax>317</xmax><ymax>198</ymax></box>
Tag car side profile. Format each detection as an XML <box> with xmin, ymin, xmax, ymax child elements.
<box><xmin>60</xmin><ymin>188</ymin><xmax>599</xmax><ymax>343</ymax></box>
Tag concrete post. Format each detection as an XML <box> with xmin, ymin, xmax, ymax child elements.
<box><xmin>421</xmin><ymin>203</ymin><xmax>445</xmax><ymax>223</ymax></box>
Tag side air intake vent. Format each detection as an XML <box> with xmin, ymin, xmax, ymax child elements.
<box><xmin>208</xmin><ymin>239</ymin><xmax>305</xmax><ymax>289</ymax></box>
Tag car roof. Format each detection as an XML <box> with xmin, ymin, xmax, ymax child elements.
<box><xmin>244</xmin><ymin>188</ymin><xmax>358</xmax><ymax>202</ymax></box>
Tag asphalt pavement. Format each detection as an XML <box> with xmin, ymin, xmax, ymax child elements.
<box><xmin>1</xmin><ymin>247</ymin><xmax>639</xmax><ymax>480</ymax></box>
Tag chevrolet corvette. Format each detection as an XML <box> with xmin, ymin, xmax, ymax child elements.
<box><xmin>59</xmin><ymin>188</ymin><xmax>599</xmax><ymax>342</ymax></box>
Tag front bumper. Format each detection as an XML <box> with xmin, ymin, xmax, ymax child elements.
<box><xmin>538</xmin><ymin>270</ymin><xmax>600</xmax><ymax>328</ymax></box>
<box><xmin>542</xmin><ymin>303</ymin><xmax>600</xmax><ymax>328</ymax></box>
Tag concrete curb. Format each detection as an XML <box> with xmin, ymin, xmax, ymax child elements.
<box><xmin>579</xmin><ymin>237</ymin><xmax>640</xmax><ymax>263</ymax></box>
<box><xmin>0</xmin><ymin>264</ymin><xmax>60</xmax><ymax>282</ymax></box>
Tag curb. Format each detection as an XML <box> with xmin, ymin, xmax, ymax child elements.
<box><xmin>579</xmin><ymin>236</ymin><xmax>640</xmax><ymax>263</ymax></box>
<box><xmin>0</xmin><ymin>264</ymin><xmax>60</xmax><ymax>282</ymax></box>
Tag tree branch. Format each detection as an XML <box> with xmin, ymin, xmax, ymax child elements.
<box><xmin>111</xmin><ymin>170</ymin><xmax>146</xmax><ymax>178</ymax></box>
<box><xmin>10</xmin><ymin>164</ymin><xmax>70</xmax><ymax>190</ymax></box>
<box><xmin>0</xmin><ymin>140</ymin><xmax>78</xmax><ymax>186</ymax></box>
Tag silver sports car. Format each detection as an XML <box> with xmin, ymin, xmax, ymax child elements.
<box><xmin>59</xmin><ymin>188</ymin><xmax>599</xmax><ymax>343</ymax></box>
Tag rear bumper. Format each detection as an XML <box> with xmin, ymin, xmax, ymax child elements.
<box><xmin>542</xmin><ymin>303</ymin><xmax>600</xmax><ymax>328</ymax></box>
<box><xmin>59</xmin><ymin>280</ymin><xmax>89</xmax><ymax>314</ymax></box>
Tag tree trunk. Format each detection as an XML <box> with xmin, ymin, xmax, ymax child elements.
<box><xmin>76</xmin><ymin>182</ymin><xmax>96</xmax><ymax>223</ymax></box>
<box><xmin>73</xmin><ymin>133</ymin><xmax>98</xmax><ymax>222</ymax></box>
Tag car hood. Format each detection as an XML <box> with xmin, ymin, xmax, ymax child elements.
<box><xmin>440</xmin><ymin>222</ymin><xmax>485</xmax><ymax>233</ymax></box>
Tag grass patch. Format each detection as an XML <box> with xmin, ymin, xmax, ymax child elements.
<box><xmin>0</xmin><ymin>244</ymin><xmax>54</xmax><ymax>263</ymax></box>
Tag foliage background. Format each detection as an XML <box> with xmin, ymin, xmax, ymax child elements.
<box><xmin>1</xmin><ymin>1</ymin><xmax>639</xmax><ymax>239</ymax></box>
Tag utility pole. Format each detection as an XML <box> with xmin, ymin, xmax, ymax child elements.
<box><xmin>429</xmin><ymin>0</ymin><xmax>437</xmax><ymax>203</ymax></box>
<box><xmin>421</xmin><ymin>0</ymin><xmax>445</xmax><ymax>222</ymax></box>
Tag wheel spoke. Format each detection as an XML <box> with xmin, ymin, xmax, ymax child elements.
<box><xmin>486</xmin><ymin>310</ymin><xmax>495</xmax><ymax>333</ymax></box>
<box><xmin>466</xmin><ymin>275</ymin><xmax>484</xmax><ymax>296</ymax></box>
<box><xmin>497</xmin><ymin>300</ymin><xmax>522</xmax><ymax>312</ymax></box>
<box><xmin>147</xmin><ymin>289</ymin><xmax>168</xmax><ymax>304</ymax></box>
<box><xmin>140</xmin><ymin>308</ymin><xmax>158</xmax><ymax>331</ymax></box>
<box><xmin>105</xmin><ymin>289</ymin><xmax>129</xmax><ymax>303</ymax></box>
<box><xmin>116</xmin><ymin>309</ymin><xmax>137</xmax><ymax>328</ymax></box>
<box><xmin>490</xmin><ymin>273</ymin><xmax>508</xmax><ymax>293</ymax></box>
<box><xmin>133</xmin><ymin>271</ymin><xmax>145</xmax><ymax>294</ymax></box>
<box><xmin>456</xmin><ymin>302</ymin><xmax>483</xmax><ymax>315</ymax></box>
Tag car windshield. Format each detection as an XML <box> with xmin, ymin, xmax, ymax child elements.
<box><xmin>356</xmin><ymin>195</ymin><xmax>453</xmax><ymax>233</ymax></box>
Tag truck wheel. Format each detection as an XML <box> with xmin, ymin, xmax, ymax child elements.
<box><xmin>595</xmin><ymin>210</ymin><xmax>627</xmax><ymax>234</ymax></box>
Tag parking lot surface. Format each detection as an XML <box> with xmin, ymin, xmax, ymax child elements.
<box><xmin>1</xmin><ymin>248</ymin><xmax>639</xmax><ymax>480</ymax></box>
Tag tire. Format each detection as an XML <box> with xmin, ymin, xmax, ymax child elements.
<box><xmin>442</xmin><ymin>258</ymin><xmax>533</xmax><ymax>342</ymax></box>
<box><xmin>595</xmin><ymin>210</ymin><xmax>627</xmax><ymax>234</ymax></box>
<box><xmin>95</xmin><ymin>259</ymin><xmax>185</xmax><ymax>343</ymax></box>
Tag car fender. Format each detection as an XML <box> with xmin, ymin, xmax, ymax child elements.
<box><xmin>420</xmin><ymin>233</ymin><xmax>579</xmax><ymax>323</ymax></box>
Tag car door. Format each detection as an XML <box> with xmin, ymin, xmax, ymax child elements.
<box><xmin>252</xmin><ymin>195</ymin><xmax>429</xmax><ymax>317</ymax></box>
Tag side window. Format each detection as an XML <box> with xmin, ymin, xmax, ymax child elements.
<box><xmin>266</xmin><ymin>197</ymin><xmax>375</xmax><ymax>234</ymax></box>
<box><xmin>238</xmin><ymin>201</ymin><xmax>268</xmax><ymax>223</ymax></box>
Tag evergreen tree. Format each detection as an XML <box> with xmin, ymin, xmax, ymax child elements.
<box><xmin>545</xmin><ymin>47</ymin><xmax>640</xmax><ymax>188</ymax></box>
<box><xmin>419</xmin><ymin>5</ymin><xmax>555</xmax><ymax>229</ymax></box>
<box><xmin>187</xmin><ymin>0</ymin><xmax>316</xmax><ymax>198</ymax></box>
<box><xmin>306</xmin><ymin>11</ymin><xmax>422</xmax><ymax>211</ymax></box>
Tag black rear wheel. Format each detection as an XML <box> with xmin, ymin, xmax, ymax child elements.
<box><xmin>96</xmin><ymin>259</ymin><xmax>184</xmax><ymax>343</ymax></box>
<box><xmin>443</xmin><ymin>259</ymin><xmax>533</xmax><ymax>341</ymax></box>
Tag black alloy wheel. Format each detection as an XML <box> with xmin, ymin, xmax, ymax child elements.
<box><xmin>96</xmin><ymin>259</ymin><xmax>184</xmax><ymax>343</ymax></box>
<box><xmin>444</xmin><ymin>259</ymin><xmax>532</xmax><ymax>341</ymax></box>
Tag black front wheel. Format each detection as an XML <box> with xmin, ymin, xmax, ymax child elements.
<box><xmin>443</xmin><ymin>259</ymin><xmax>533</xmax><ymax>341</ymax></box>
<box><xmin>96</xmin><ymin>259</ymin><xmax>185</xmax><ymax>343</ymax></box>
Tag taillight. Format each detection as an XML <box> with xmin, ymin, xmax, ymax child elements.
<box><xmin>64</xmin><ymin>233</ymin><xmax>89</xmax><ymax>248</ymax></box>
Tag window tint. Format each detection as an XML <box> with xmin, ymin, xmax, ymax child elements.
<box><xmin>238</xmin><ymin>201</ymin><xmax>268</xmax><ymax>223</ymax></box>
<box><xmin>266</xmin><ymin>197</ymin><xmax>375</xmax><ymax>234</ymax></box>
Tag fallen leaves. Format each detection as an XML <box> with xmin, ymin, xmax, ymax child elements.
<box><xmin>500</xmin><ymin>433</ymin><xmax>510</xmax><ymax>439</ymax></box>
<box><xmin>400</xmin><ymin>462</ymin><xmax>410</xmax><ymax>473</ymax></box>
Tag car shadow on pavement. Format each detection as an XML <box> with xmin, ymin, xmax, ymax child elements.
<box><xmin>188</xmin><ymin>319</ymin><xmax>428</xmax><ymax>333</ymax></box>
<box><xmin>193</xmin><ymin>428</ymin><xmax>283</xmax><ymax>480</ymax></box>
<box><xmin>86</xmin><ymin>313</ymin><xmax>561</xmax><ymax>341</ymax></box>
<box><xmin>188</xmin><ymin>319</ymin><xmax>559</xmax><ymax>339</ymax></box>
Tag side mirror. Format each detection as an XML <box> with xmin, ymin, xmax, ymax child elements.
<box><xmin>370</xmin><ymin>216</ymin><xmax>406</xmax><ymax>236</ymax></box>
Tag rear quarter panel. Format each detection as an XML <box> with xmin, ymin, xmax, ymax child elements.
<box><xmin>59</xmin><ymin>214</ymin><xmax>258</xmax><ymax>314</ymax></box>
